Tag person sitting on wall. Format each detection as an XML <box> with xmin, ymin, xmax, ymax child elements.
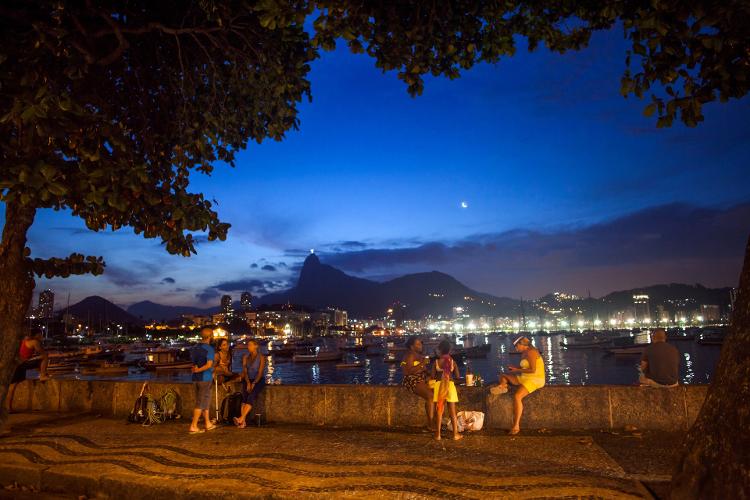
<box><xmin>234</xmin><ymin>339</ymin><xmax>266</xmax><ymax>428</ymax></box>
<box><xmin>6</xmin><ymin>328</ymin><xmax>50</xmax><ymax>413</ymax></box>
<box><xmin>400</xmin><ymin>336</ymin><xmax>434</xmax><ymax>431</ymax></box>
<box><xmin>491</xmin><ymin>336</ymin><xmax>545</xmax><ymax>435</ymax></box>
<box><xmin>214</xmin><ymin>338</ymin><xmax>240</xmax><ymax>391</ymax></box>
<box><xmin>639</xmin><ymin>328</ymin><xmax>680</xmax><ymax>387</ymax></box>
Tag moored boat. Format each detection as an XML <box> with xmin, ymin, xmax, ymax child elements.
<box><xmin>336</xmin><ymin>361</ymin><xmax>363</xmax><ymax>369</ymax></box>
<box><xmin>143</xmin><ymin>348</ymin><xmax>191</xmax><ymax>370</ymax></box>
<box><xmin>607</xmin><ymin>343</ymin><xmax>650</xmax><ymax>355</ymax></box>
<box><xmin>80</xmin><ymin>362</ymin><xmax>130</xmax><ymax>375</ymax></box>
<box><xmin>292</xmin><ymin>349</ymin><xmax>342</xmax><ymax>362</ymax></box>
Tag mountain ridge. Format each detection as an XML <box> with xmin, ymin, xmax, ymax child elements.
<box><xmin>89</xmin><ymin>256</ymin><xmax>733</xmax><ymax>322</ymax></box>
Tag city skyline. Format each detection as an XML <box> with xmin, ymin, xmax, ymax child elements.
<box><xmin>6</xmin><ymin>27</ymin><xmax>750</xmax><ymax>307</ymax></box>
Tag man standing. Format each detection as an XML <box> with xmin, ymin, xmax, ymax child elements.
<box><xmin>640</xmin><ymin>328</ymin><xmax>680</xmax><ymax>387</ymax></box>
<box><xmin>189</xmin><ymin>327</ymin><xmax>216</xmax><ymax>433</ymax></box>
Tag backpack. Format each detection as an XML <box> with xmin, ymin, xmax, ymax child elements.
<box><xmin>160</xmin><ymin>388</ymin><xmax>181</xmax><ymax>420</ymax></box>
<box><xmin>128</xmin><ymin>382</ymin><xmax>153</xmax><ymax>424</ymax></box>
<box><xmin>128</xmin><ymin>395</ymin><xmax>150</xmax><ymax>424</ymax></box>
<box><xmin>220</xmin><ymin>392</ymin><xmax>244</xmax><ymax>424</ymax></box>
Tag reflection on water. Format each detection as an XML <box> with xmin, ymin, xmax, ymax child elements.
<box><xmin>387</xmin><ymin>364</ymin><xmax>397</xmax><ymax>386</ymax></box>
<box><xmin>56</xmin><ymin>332</ymin><xmax>722</xmax><ymax>386</ymax></box>
<box><xmin>683</xmin><ymin>352</ymin><xmax>694</xmax><ymax>384</ymax></box>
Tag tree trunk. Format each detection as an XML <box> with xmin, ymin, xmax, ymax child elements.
<box><xmin>671</xmin><ymin>235</ymin><xmax>750</xmax><ymax>498</ymax></box>
<box><xmin>0</xmin><ymin>202</ymin><xmax>36</xmax><ymax>429</ymax></box>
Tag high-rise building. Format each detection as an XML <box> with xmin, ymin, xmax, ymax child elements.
<box><xmin>240</xmin><ymin>292</ymin><xmax>253</xmax><ymax>311</ymax></box>
<box><xmin>700</xmin><ymin>304</ymin><xmax>720</xmax><ymax>322</ymax></box>
<box><xmin>633</xmin><ymin>294</ymin><xmax>650</xmax><ymax>322</ymax></box>
<box><xmin>220</xmin><ymin>295</ymin><xmax>233</xmax><ymax>317</ymax></box>
<box><xmin>38</xmin><ymin>289</ymin><xmax>54</xmax><ymax>319</ymax></box>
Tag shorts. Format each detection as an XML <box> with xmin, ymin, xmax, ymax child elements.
<box><xmin>241</xmin><ymin>379</ymin><xmax>266</xmax><ymax>406</ymax></box>
<box><xmin>433</xmin><ymin>380</ymin><xmax>459</xmax><ymax>403</ymax></box>
<box><xmin>518</xmin><ymin>375</ymin><xmax>545</xmax><ymax>394</ymax></box>
<box><xmin>401</xmin><ymin>372</ymin><xmax>428</xmax><ymax>393</ymax></box>
<box><xmin>11</xmin><ymin>358</ymin><xmax>42</xmax><ymax>385</ymax></box>
<box><xmin>194</xmin><ymin>381</ymin><xmax>212</xmax><ymax>410</ymax></box>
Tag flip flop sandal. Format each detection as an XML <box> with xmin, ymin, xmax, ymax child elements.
<box><xmin>189</xmin><ymin>429</ymin><xmax>205</xmax><ymax>434</ymax></box>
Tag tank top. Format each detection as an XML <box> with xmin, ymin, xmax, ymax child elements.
<box><xmin>19</xmin><ymin>338</ymin><xmax>35</xmax><ymax>361</ymax></box>
<box><xmin>519</xmin><ymin>355</ymin><xmax>545</xmax><ymax>384</ymax></box>
<box><xmin>245</xmin><ymin>353</ymin><xmax>262</xmax><ymax>380</ymax></box>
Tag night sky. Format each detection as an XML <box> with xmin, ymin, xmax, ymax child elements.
<box><xmin>7</xmin><ymin>28</ymin><xmax>750</xmax><ymax>308</ymax></box>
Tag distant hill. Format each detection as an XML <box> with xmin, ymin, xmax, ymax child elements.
<box><xmin>257</xmin><ymin>253</ymin><xmax>518</xmax><ymax>317</ymax></box>
<box><xmin>65</xmin><ymin>296</ymin><xmax>144</xmax><ymax>326</ymax></box>
<box><xmin>127</xmin><ymin>301</ymin><xmax>217</xmax><ymax>322</ymax></box>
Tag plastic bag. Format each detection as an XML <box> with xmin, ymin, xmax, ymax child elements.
<box><xmin>446</xmin><ymin>411</ymin><xmax>485</xmax><ymax>432</ymax></box>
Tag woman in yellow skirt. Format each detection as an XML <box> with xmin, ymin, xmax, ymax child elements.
<box><xmin>492</xmin><ymin>336</ymin><xmax>545</xmax><ymax>435</ymax></box>
<box><xmin>431</xmin><ymin>340</ymin><xmax>463</xmax><ymax>441</ymax></box>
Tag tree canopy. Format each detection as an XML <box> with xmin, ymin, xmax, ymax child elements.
<box><xmin>1</xmin><ymin>0</ymin><xmax>748</xmax><ymax>279</ymax></box>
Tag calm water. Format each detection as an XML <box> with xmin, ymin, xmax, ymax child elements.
<box><xmin>55</xmin><ymin>332</ymin><xmax>721</xmax><ymax>386</ymax></box>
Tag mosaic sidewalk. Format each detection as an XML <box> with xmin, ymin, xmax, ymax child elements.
<box><xmin>0</xmin><ymin>413</ymin><xmax>664</xmax><ymax>499</ymax></box>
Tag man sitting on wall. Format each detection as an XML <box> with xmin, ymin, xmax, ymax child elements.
<box><xmin>639</xmin><ymin>328</ymin><xmax>680</xmax><ymax>387</ymax></box>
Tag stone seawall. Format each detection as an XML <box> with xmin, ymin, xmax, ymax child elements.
<box><xmin>9</xmin><ymin>379</ymin><xmax>707</xmax><ymax>430</ymax></box>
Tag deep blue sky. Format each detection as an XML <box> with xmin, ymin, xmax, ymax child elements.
<box><xmin>8</xmin><ymin>27</ymin><xmax>750</xmax><ymax>308</ymax></box>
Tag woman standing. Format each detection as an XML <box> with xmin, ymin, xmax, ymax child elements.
<box><xmin>432</xmin><ymin>340</ymin><xmax>462</xmax><ymax>441</ymax></box>
<box><xmin>493</xmin><ymin>336</ymin><xmax>545</xmax><ymax>435</ymax></box>
<box><xmin>400</xmin><ymin>336</ymin><xmax>434</xmax><ymax>430</ymax></box>
<box><xmin>234</xmin><ymin>339</ymin><xmax>266</xmax><ymax>428</ymax></box>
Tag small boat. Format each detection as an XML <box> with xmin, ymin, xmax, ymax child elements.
<box><xmin>268</xmin><ymin>346</ymin><xmax>296</xmax><ymax>357</ymax></box>
<box><xmin>341</xmin><ymin>344</ymin><xmax>369</xmax><ymax>352</ymax></box>
<box><xmin>80</xmin><ymin>362</ymin><xmax>130</xmax><ymax>375</ymax></box>
<box><xmin>666</xmin><ymin>330</ymin><xmax>695</xmax><ymax>341</ymax></box>
<box><xmin>696</xmin><ymin>328</ymin><xmax>726</xmax><ymax>345</ymax></box>
<box><xmin>143</xmin><ymin>348</ymin><xmax>191</xmax><ymax>370</ymax></box>
<box><xmin>292</xmin><ymin>350</ymin><xmax>342</xmax><ymax>363</ymax></box>
<box><xmin>607</xmin><ymin>343</ymin><xmax>650</xmax><ymax>355</ymax></box>
<box><xmin>336</xmin><ymin>361</ymin><xmax>363</xmax><ymax>369</ymax></box>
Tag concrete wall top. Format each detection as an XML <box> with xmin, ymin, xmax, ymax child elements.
<box><xmin>9</xmin><ymin>379</ymin><xmax>708</xmax><ymax>431</ymax></box>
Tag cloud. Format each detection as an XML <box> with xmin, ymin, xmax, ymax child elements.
<box><xmin>214</xmin><ymin>279</ymin><xmax>267</xmax><ymax>291</ymax></box>
<box><xmin>196</xmin><ymin>277</ymin><xmax>290</xmax><ymax>302</ymax></box>
<box><xmin>320</xmin><ymin>202</ymin><xmax>750</xmax><ymax>297</ymax></box>
<box><xmin>161</xmin><ymin>277</ymin><xmax>176</xmax><ymax>284</ymax></box>
<box><xmin>250</xmin><ymin>263</ymin><xmax>258</xmax><ymax>268</ymax></box>
<box><xmin>261</xmin><ymin>264</ymin><xmax>277</xmax><ymax>272</ymax></box>
<box><xmin>102</xmin><ymin>265</ymin><xmax>152</xmax><ymax>287</ymax></box>
<box><xmin>196</xmin><ymin>289</ymin><xmax>220</xmax><ymax>302</ymax></box>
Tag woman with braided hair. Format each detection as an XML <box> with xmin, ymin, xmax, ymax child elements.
<box><xmin>432</xmin><ymin>340</ymin><xmax>462</xmax><ymax>441</ymax></box>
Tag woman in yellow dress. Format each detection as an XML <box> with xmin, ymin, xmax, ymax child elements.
<box><xmin>493</xmin><ymin>336</ymin><xmax>545</xmax><ymax>435</ymax></box>
<box><xmin>432</xmin><ymin>340</ymin><xmax>463</xmax><ymax>441</ymax></box>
